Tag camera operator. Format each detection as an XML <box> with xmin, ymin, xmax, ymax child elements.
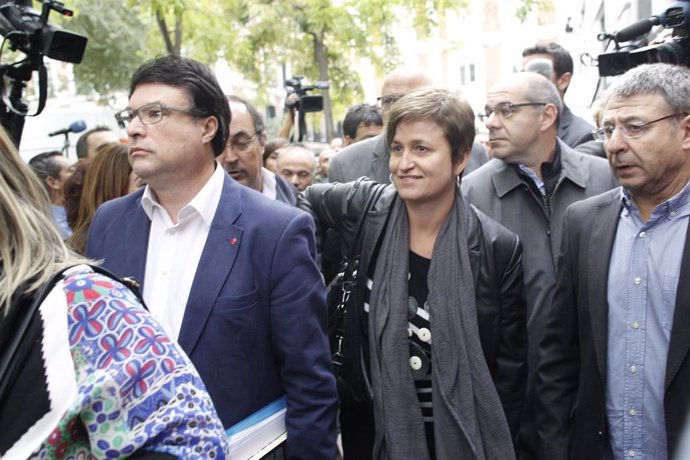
<box><xmin>277</xmin><ymin>93</ymin><xmax>299</xmax><ymax>140</ymax></box>
<box><xmin>277</xmin><ymin>76</ymin><xmax>328</xmax><ymax>142</ymax></box>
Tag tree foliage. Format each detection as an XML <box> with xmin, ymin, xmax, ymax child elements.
<box><xmin>516</xmin><ymin>0</ymin><xmax>554</xmax><ymax>23</ymax></box>
<box><xmin>63</xmin><ymin>0</ymin><xmax>150</xmax><ymax>102</ymax></box>
<box><xmin>64</xmin><ymin>0</ymin><xmax>469</xmax><ymax>136</ymax></box>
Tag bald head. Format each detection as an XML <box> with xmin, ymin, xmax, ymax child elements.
<box><xmin>380</xmin><ymin>68</ymin><xmax>433</xmax><ymax>124</ymax></box>
<box><xmin>484</xmin><ymin>72</ymin><xmax>562</xmax><ymax>168</ymax></box>
<box><xmin>277</xmin><ymin>144</ymin><xmax>316</xmax><ymax>192</ymax></box>
<box><xmin>489</xmin><ymin>72</ymin><xmax>562</xmax><ymax>123</ymax></box>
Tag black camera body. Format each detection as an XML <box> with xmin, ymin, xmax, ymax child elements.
<box><xmin>598</xmin><ymin>1</ymin><xmax>690</xmax><ymax>76</ymax></box>
<box><xmin>285</xmin><ymin>75</ymin><xmax>329</xmax><ymax>113</ymax></box>
<box><xmin>0</xmin><ymin>1</ymin><xmax>87</xmax><ymax>64</ymax></box>
<box><xmin>0</xmin><ymin>0</ymin><xmax>87</xmax><ymax>147</ymax></box>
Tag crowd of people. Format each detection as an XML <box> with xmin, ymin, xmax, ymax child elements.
<box><xmin>2</xmin><ymin>40</ymin><xmax>690</xmax><ymax>460</ymax></box>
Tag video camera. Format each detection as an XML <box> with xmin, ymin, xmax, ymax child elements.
<box><xmin>285</xmin><ymin>75</ymin><xmax>330</xmax><ymax>113</ymax></box>
<box><xmin>597</xmin><ymin>1</ymin><xmax>690</xmax><ymax>76</ymax></box>
<box><xmin>0</xmin><ymin>0</ymin><xmax>87</xmax><ymax>64</ymax></box>
<box><xmin>0</xmin><ymin>0</ymin><xmax>87</xmax><ymax>147</ymax></box>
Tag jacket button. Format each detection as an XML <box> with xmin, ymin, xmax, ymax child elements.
<box><xmin>597</xmin><ymin>430</ymin><xmax>604</xmax><ymax>439</ymax></box>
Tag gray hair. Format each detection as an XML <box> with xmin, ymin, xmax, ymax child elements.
<box><xmin>605</xmin><ymin>63</ymin><xmax>690</xmax><ymax>114</ymax></box>
<box><xmin>524</xmin><ymin>73</ymin><xmax>563</xmax><ymax>121</ymax></box>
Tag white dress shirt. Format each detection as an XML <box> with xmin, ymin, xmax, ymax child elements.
<box><xmin>141</xmin><ymin>165</ymin><xmax>224</xmax><ymax>339</ymax></box>
<box><xmin>261</xmin><ymin>167</ymin><xmax>277</xmax><ymax>200</ymax></box>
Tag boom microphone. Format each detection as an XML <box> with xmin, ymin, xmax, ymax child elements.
<box><xmin>48</xmin><ymin>120</ymin><xmax>87</xmax><ymax>137</ymax></box>
<box><xmin>524</xmin><ymin>58</ymin><xmax>554</xmax><ymax>80</ymax></box>
<box><xmin>614</xmin><ymin>16</ymin><xmax>660</xmax><ymax>43</ymax></box>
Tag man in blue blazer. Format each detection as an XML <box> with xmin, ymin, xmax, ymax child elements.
<box><xmin>86</xmin><ymin>55</ymin><xmax>338</xmax><ymax>459</ymax></box>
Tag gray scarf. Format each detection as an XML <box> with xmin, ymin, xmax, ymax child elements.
<box><xmin>369</xmin><ymin>190</ymin><xmax>515</xmax><ymax>460</ymax></box>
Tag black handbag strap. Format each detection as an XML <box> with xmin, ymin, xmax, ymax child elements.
<box><xmin>329</xmin><ymin>183</ymin><xmax>389</xmax><ymax>367</ymax></box>
<box><xmin>0</xmin><ymin>265</ymin><xmax>145</xmax><ymax>403</ymax></box>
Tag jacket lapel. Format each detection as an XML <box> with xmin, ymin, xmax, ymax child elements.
<box><xmin>490</xmin><ymin>160</ymin><xmax>523</xmax><ymax>199</ymax></box>
<box><xmin>665</xmin><ymin>220</ymin><xmax>690</xmax><ymax>389</ymax></box>
<box><xmin>177</xmin><ymin>176</ymin><xmax>243</xmax><ymax>354</ymax></box>
<box><xmin>124</xmin><ymin>199</ymin><xmax>150</xmax><ymax>289</ymax></box>
<box><xmin>587</xmin><ymin>192</ymin><xmax>622</xmax><ymax>380</ymax></box>
<box><xmin>558</xmin><ymin>105</ymin><xmax>573</xmax><ymax>140</ymax></box>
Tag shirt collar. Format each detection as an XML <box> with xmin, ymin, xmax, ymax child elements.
<box><xmin>620</xmin><ymin>179</ymin><xmax>690</xmax><ymax>222</ymax></box>
<box><xmin>261</xmin><ymin>167</ymin><xmax>277</xmax><ymax>200</ymax></box>
<box><xmin>141</xmin><ymin>164</ymin><xmax>225</xmax><ymax>227</ymax></box>
<box><xmin>515</xmin><ymin>143</ymin><xmax>563</xmax><ymax>196</ymax></box>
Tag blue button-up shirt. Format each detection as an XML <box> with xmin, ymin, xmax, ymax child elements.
<box><xmin>605</xmin><ymin>181</ymin><xmax>690</xmax><ymax>460</ymax></box>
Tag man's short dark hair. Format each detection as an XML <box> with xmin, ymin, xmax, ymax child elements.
<box><xmin>130</xmin><ymin>54</ymin><xmax>230</xmax><ymax>156</ymax></box>
<box><xmin>227</xmin><ymin>95</ymin><xmax>265</xmax><ymax>137</ymax></box>
<box><xmin>28</xmin><ymin>151</ymin><xmax>62</xmax><ymax>185</ymax></box>
<box><xmin>522</xmin><ymin>42</ymin><xmax>574</xmax><ymax>79</ymax></box>
<box><xmin>342</xmin><ymin>103</ymin><xmax>383</xmax><ymax>139</ymax></box>
<box><xmin>75</xmin><ymin>126</ymin><xmax>111</xmax><ymax>159</ymax></box>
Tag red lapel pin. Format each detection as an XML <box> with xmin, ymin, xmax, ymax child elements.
<box><xmin>229</xmin><ymin>237</ymin><xmax>237</xmax><ymax>245</ymax></box>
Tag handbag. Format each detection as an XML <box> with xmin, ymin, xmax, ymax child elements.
<box><xmin>326</xmin><ymin>183</ymin><xmax>389</xmax><ymax>378</ymax></box>
<box><xmin>327</xmin><ymin>253</ymin><xmax>360</xmax><ymax>374</ymax></box>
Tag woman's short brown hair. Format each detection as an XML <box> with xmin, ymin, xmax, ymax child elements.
<box><xmin>386</xmin><ymin>87</ymin><xmax>475</xmax><ymax>165</ymax></box>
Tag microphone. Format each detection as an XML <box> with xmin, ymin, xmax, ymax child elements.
<box><xmin>614</xmin><ymin>16</ymin><xmax>660</xmax><ymax>42</ymax></box>
<box><xmin>524</xmin><ymin>58</ymin><xmax>554</xmax><ymax>81</ymax></box>
<box><xmin>48</xmin><ymin>120</ymin><xmax>87</xmax><ymax>137</ymax></box>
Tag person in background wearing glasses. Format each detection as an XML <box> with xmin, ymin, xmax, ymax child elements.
<box><xmin>219</xmin><ymin>95</ymin><xmax>297</xmax><ymax>205</ymax></box>
<box><xmin>329</xmin><ymin>67</ymin><xmax>488</xmax><ymax>184</ymax></box>
<box><xmin>461</xmin><ymin>70</ymin><xmax>617</xmax><ymax>460</ymax></box>
<box><xmin>536</xmin><ymin>62</ymin><xmax>690</xmax><ymax>460</ymax></box>
<box><xmin>85</xmin><ymin>54</ymin><xmax>338</xmax><ymax>459</ymax></box>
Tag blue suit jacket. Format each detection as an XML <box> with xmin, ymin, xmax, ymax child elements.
<box><xmin>86</xmin><ymin>173</ymin><xmax>338</xmax><ymax>458</ymax></box>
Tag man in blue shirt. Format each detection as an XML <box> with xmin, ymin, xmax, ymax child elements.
<box><xmin>28</xmin><ymin>150</ymin><xmax>75</xmax><ymax>239</ymax></box>
<box><xmin>536</xmin><ymin>63</ymin><xmax>690</xmax><ymax>460</ymax></box>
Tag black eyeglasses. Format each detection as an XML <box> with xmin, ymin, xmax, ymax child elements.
<box><xmin>478</xmin><ymin>102</ymin><xmax>547</xmax><ymax>122</ymax></box>
<box><xmin>377</xmin><ymin>95</ymin><xmax>402</xmax><ymax>109</ymax></box>
<box><xmin>227</xmin><ymin>133</ymin><xmax>259</xmax><ymax>152</ymax></box>
<box><xmin>114</xmin><ymin>102</ymin><xmax>201</xmax><ymax>129</ymax></box>
<box><xmin>592</xmin><ymin>113</ymin><xmax>686</xmax><ymax>142</ymax></box>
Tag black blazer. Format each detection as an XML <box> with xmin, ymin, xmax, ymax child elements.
<box><xmin>536</xmin><ymin>188</ymin><xmax>690</xmax><ymax>459</ymax></box>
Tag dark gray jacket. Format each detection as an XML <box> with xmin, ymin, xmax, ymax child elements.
<box><xmin>275</xmin><ymin>172</ymin><xmax>298</xmax><ymax>206</ymax></box>
<box><xmin>461</xmin><ymin>139</ymin><xmax>618</xmax><ymax>458</ymax></box>
<box><xmin>558</xmin><ymin>104</ymin><xmax>595</xmax><ymax>148</ymax></box>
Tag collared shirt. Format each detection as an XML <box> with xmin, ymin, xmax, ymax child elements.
<box><xmin>516</xmin><ymin>143</ymin><xmax>563</xmax><ymax>198</ymax></box>
<box><xmin>261</xmin><ymin>167</ymin><xmax>277</xmax><ymax>200</ymax></box>
<box><xmin>141</xmin><ymin>165</ymin><xmax>224</xmax><ymax>340</ymax></box>
<box><xmin>51</xmin><ymin>204</ymin><xmax>72</xmax><ymax>239</ymax></box>
<box><xmin>606</xmin><ymin>180</ymin><xmax>690</xmax><ymax>460</ymax></box>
